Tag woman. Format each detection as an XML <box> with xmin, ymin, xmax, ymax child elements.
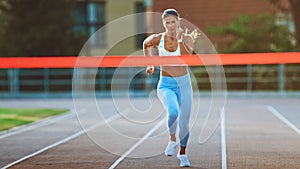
<box><xmin>143</xmin><ymin>9</ymin><xmax>195</xmax><ymax>167</ymax></box>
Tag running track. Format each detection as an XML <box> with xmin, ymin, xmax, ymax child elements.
<box><xmin>0</xmin><ymin>96</ymin><xmax>300</xmax><ymax>169</ymax></box>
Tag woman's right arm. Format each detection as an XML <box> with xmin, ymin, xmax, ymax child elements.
<box><xmin>143</xmin><ymin>34</ymin><xmax>160</xmax><ymax>74</ymax></box>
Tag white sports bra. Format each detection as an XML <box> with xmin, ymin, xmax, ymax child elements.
<box><xmin>158</xmin><ymin>33</ymin><xmax>181</xmax><ymax>56</ymax></box>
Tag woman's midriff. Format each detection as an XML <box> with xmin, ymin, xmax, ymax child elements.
<box><xmin>161</xmin><ymin>66</ymin><xmax>188</xmax><ymax>77</ymax></box>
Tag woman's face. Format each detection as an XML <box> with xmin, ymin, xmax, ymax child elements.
<box><xmin>163</xmin><ymin>15</ymin><xmax>179</xmax><ymax>33</ymax></box>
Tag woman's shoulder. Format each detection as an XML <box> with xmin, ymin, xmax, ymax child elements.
<box><xmin>144</xmin><ymin>33</ymin><xmax>163</xmax><ymax>46</ymax></box>
<box><xmin>148</xmin><ymin>33</ymin><xmax>163</xmax><ymax>41</ymax></box>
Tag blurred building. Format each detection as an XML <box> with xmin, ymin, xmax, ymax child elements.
<box><xmin>146</xmin><ymin>0</ymin><xmax>293</xmax><ymax>46</ymax></box>
<box><xmin>75</xmin><ymin>0</ymin><xmax>146</xmax><ymax>55</ymax></box>
<box><xmin>151</xmin><ymin>0</ymin><xmax>274</xmax><ymax>29</ymax></box>
<box><xmin>0</xmin><ymin>0</ymin><xmax>298</xmax><ymax>98</ymax></box>
<box><xmin>74</xmin><ymin>0</ymin><xmax>293</xmax><ymax>53</ymax></box>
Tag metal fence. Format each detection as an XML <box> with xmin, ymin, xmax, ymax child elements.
<box><xmin>0</xmin><ymin>64</ymin><xmax>300</xmax><ymax>98</ymax></box>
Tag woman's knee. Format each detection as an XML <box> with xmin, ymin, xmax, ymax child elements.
<box><xmin>168</xmin><ymin>107</ymin><xmax>179</xmax><ymax>120</ymax></box>
<box><xmin>179</xmin><ymin>119</ymin><xmax>190</xmax><ymax>131</ymax></box>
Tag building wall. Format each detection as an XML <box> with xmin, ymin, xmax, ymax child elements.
<box><xmin>152</xmin><ymin>0</ymin><xmax>275</xmax><ymax>31</ymax></box>
<box><xmin>150</xmin><ymin>0</ymin><xmax>288</xmax><ymax>51</ymax></box>
<box><xmin>90</xmin><ymin>0</ymin><xmax>145</xmax><ymax>56</ymax></box>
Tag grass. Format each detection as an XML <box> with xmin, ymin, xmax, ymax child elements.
<box><xmin>0</xmin><ymin>108</ymin><xmax>68</xmax><ymax>132</ymax></box>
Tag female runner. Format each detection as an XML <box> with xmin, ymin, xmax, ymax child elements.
<box><xmin>143</xmin><ymin>9</ymin><xmax>195</xmax><ymax>167</ymax></box>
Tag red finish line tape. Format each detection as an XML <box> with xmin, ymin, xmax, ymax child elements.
<box><xmin>0</xmin><ymin>52</ymin><xmax>300</xmax><ymax>68</ymax></box>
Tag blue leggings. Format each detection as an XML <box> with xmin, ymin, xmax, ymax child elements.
<box><xmin>157</xmin><ymin>73</ymin><xmax>192</xmax><ymax>147</ymax></box>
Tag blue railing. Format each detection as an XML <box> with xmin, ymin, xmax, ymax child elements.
<box><xmin>0</xmin><ymin>64</ymin><xmax>300</xmax><ymax>98</ymax></box>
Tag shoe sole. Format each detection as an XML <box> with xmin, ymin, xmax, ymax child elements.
<box><xmin>165</xmin><ymin>152</ymin><xmax>174</xmax><ymax>156</ymax></box>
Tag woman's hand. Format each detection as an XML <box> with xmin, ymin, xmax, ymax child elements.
<box><xmin>146</xmin><ymin>66</ymin><xmax>154</xmax><ymax>74</ymax></box>
<box><xmin>176</xmin><ymin>27</ymin><xmax>184</xmax><ymax>42</ymax></box>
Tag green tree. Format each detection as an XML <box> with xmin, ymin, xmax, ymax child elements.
<box><xmin>0</xmin><ymin>0</ymin><xmax>88</xmax><ymax>57</ymax></box>
<box><xmin>208</xmin><ymin>15</ymin><xmax>295</xmax><ymax>53</ymax></box>
<box><xmin>289</xmin><ymin>0</ymin><xmax>300</xmax><ymax>49</ymax></box>
<box><xmin>271</xmin><ymin>0</ymin><xmax>300</xmax><ymax>50</ymax></box>
<box><xmin>207</xmin><ymin>15</ymin><xmax>296</xmax><ymax>91</ymax></box>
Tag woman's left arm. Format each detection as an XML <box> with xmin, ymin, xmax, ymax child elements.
<box><xmin>182</xmin><ymin>35</ymin><xmax>194</xmax><ymax>54</ymax></box>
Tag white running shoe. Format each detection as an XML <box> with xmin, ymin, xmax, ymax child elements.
<box><xmin>164</xmin><ymin>141</ymin><xmax>177</xmax><ymax>156</ymax></box>
<box><xmin>177</xmin><ymin>154</ymin><xmax>191</xmax><ymax>167</ymax></box>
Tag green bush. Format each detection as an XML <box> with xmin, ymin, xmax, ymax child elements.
<box><xmin>207</xmin><ymin>15</ymin><xmax>296</xmax><ymax>53</ymax></box>
<box><xmin>0</xmin><ymin>0</ymin><xmax>88</xmax><ymax>57</ymax></box>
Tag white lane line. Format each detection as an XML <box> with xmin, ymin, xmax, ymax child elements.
<box><xmin>1</xmin><ymin>114</ymin><xmax>120</xmax><ymax>169</ymax></box>
<box><xmin>267</xmin><ymin>105</ymin><xmax>300</xmax><ymax>135</ymax></box>
<box><xmin>109</xmin><ymin>118</ymin><xmax>165</xmax><ymax>169</ymax></box>
<box><xmin>220</xmin><ymin>108</ymin><xmax>227</xmax><ymax>169</ymax></box>
<box><xmin>0</xmin><ymin>109</ymin><xmax>80</xmax><ymax>140</ymax></box>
